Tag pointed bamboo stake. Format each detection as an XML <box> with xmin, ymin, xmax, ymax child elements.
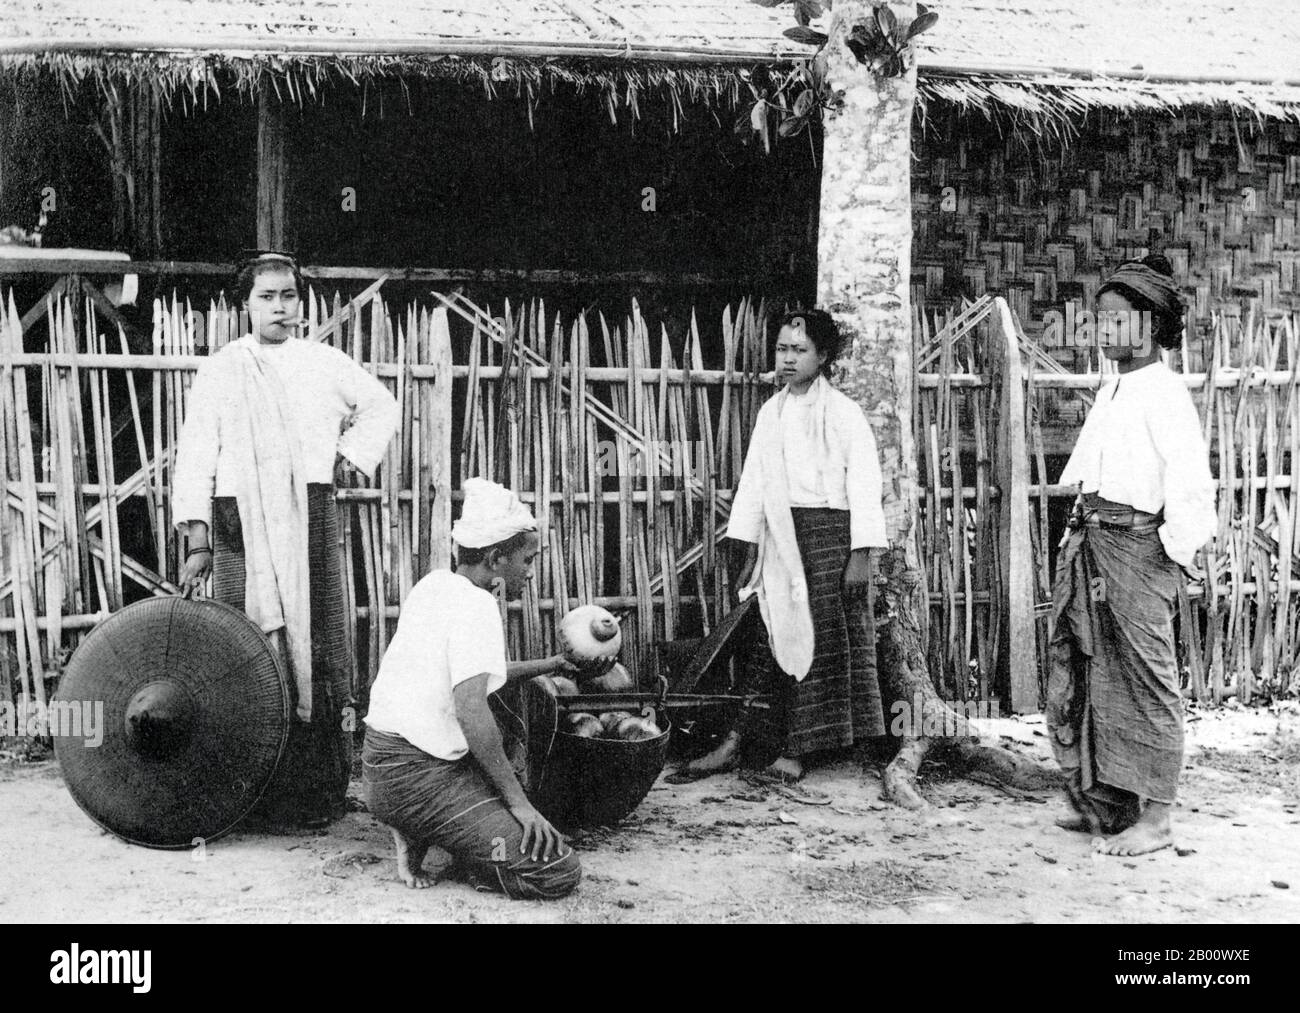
<box><xmin>429</xmin><ymin>307</ymin><xmax>452</xmax><ymax>572</ymax></box>
<box><xmin>4</xmin><ymin>293</ymin><xmax>47</xmax><ymax>728</ymax></box>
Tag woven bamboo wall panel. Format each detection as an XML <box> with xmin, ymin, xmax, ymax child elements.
<box><xmin>912</xmin><ymin>110</ymin><xmax>1300</xmax><ymax>373</ymax></box>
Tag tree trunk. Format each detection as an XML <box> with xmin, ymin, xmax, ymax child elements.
<box><xmin>817</xmin><ymin>1</ymin><xmax>1055</xmax><ymax>807</ymax></box>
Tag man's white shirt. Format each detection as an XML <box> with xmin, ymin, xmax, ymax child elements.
<box><xmin>364</xmin><ymin>570</ymin><xmax>508</xmax><ymax>762</ymax></box>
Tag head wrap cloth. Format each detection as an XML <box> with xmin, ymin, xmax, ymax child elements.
<box><xmin>452</xmin><ymin>478</ymin><xmax>537</xmax><ymax>549</ymax></box>
<box><xmin>1097</xmin><ymin>262</ymin><xmax>1185</xmax><ymax>322</ymax></box>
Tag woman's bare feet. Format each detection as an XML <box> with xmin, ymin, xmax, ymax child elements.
<box><xmin>678</xmin><ymin>729</ymin><xmax>741</xmax><ymax>779</ymax></box>
<box><xmin>1054</xmin><ymin>812</ymin><xmax>1092</xmax><ymax>832</ymax></box>
<box><xmin>1054</xmin><ymin>794</ymin><xmax>1104</xmax><ymax>835</ymax></box>
<box><xmin>766</xmin><ymin>755</ymin><xmax>804</xmax><ymax>782</ymax></box>
<box><xmin>1096</xmin><ymin>802</ymin><xmax>1173</xmax><ymax>856</ymax></box>
<box><xmin>392</xmin><ymin>828</ymin><xmax>435</xmax><ymax>888</ymax></box>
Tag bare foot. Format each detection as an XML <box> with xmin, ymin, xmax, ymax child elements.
<box><xmin>1054</xmin><ymin>797</ymin><xmax>1103</xmax><ymax>835</ymax></box>
<box><xmin>1055</xmin><ymin>812</ymin><xmax>1092</xmax><ymax>832</ymax></box>
<box><xmin>680</xmin><ymin>730</ymin><xmax>741</xmax><ymax>779</ymax></box>
<box><xmin>766</xmin><ymin>755</ymin><xmax>804</xmax><ymax>782</ymax></box>
<box><xmin>392</xmin><ymin>828</ymin><xmax>435</xmax><ymax>888</ymax></box>
<box><xmin>1097</xmin><ymin>803</ymin><xmax>1172</xmax><ymax>856</ymax></box>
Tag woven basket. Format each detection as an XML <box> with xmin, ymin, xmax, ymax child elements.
<box><xmin>532</xmin><ymin>718</ymin><xmax>671</xmax><ymax>830</ymax></box>
<box><xmin>513</xmin><ymin>676</ymin><xmax>669</xmax><ymax>829</ymax></box>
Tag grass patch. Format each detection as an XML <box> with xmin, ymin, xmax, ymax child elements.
<box><xmin>791</xmin><ymin>859</ymin><xmax>943</xmax><ymax>909</ymax></box>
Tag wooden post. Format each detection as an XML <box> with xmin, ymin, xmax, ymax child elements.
<box><xmin>99</xmin><ymin>81</ymin><xmax>162</xmax><ymax>257</ymax></box>
<box><xmin>0</xmin><ymin>78</ymin><xmax>25</xmax><ymax>225</ymax></box>
<box><xmin>257</xmin><ymin>90</ymin><xmax>287</xmax><ymax>250</ymax></box>
<box><xmin>992</xmin><ymin>296</ymin><xmax>1037</xmax><ymax>712</ymax></box>
<box><xmin>429</xmin><ymin>307</ymin><xmax>453</xmax><ymax>571</ymax></box>
<box><xmin>132</xmin><ymin>84</ymin><xmax>162</xmax><ymax>257</ymax></box>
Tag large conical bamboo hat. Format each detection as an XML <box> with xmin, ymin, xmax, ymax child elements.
<box><xmin>54</xmin><ymin>596</ymin><xmax>290</xmax><ymax>849</ymax></box>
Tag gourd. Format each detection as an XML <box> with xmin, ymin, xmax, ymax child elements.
<box><xmin>551</xmin><ymin>676</ymin><xmax>579</xmax><ymax>696</ymax></box>
<box><xmin>597</xmin><ymin>711</ymin><xmax>634</xmax><ymax>735</ymax></box>
<box><xmin>582</xmin><ymin>662</ymin><xmax>633</xmax><ymax>695</ymax></box>
<box><xmin>612</xmin><ymin>716</ymin><xmax>661</xmax><ymax>741</ymax></box>
<box><xmin>558</xmin><ymin>605</ymin><xmax>622</xmax><ymax>670</ymax></box>
<box><xmin>562</xmin><ymin>712</ymin><xmax>604</xmax><ymax>738</ymax></box>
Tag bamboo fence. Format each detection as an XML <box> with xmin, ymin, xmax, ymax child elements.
<box><xmin>0</xmin><ymin>283</ymin><xmax>774</xmax><ymax>724</ymax></box>
<box><xmin>3</xmin><ymin>283</ymin><xmax>1299</xmax><ymax>732</ymax></box>
<box><xmin>913</xmin><ymin>296</ymin><xmax>1002</xmax><ymax>705</ymax></box>
<box><xmin>916</xmin><ymin>296</ymin><xmax>1300</xmax><ymax>707</ymax></box>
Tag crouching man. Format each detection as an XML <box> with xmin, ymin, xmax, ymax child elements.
<box><xmin>362</xmin><ymin>478</ymin><xmax>581</xmax><ymax>899</ymax></box>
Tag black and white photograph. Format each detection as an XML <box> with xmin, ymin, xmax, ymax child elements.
<box><xmin>0</xmin><ymin>0</ymin><xmax>1295</xmax><ymax>961</ymax></box>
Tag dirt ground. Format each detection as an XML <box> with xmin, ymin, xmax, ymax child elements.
<box><xmin>2</xmin><ymin>703</ymin><xmax>1297</xmax><ymax>924</ymax></box>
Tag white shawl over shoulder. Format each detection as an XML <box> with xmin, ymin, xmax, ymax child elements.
<box><xmin>728</xmin><ymin>376</ymin><xmax>888</xmax><ymax>681</ymax></box>
<box><xmin>229</xmin><ymin>345</ymin><xmax>314</xmax><ymax>720</ymax></box>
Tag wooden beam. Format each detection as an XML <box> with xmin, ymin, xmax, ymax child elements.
<box><xmin>6</xmin><ymin>39</ymin><xmax>1290</xmax><ymax>87</ymax></box>
<box><xmin>918</xmin><ymin>371</ymin><xmax>1300</xmax><ymax>390</ymax></box>
<box><xmin>0</xmin><ymin>37</ymin><xmax>805</xmax><ymax>66</ymax></box>
<box><xmin>17</xmin><ymin>276</ymin><xmax>67</xmax><ymax>333</ymax></box>
<box><xmin>0</xmin><ymin>258</ymin><xmax>758</xmax><ymax>287</ymax></box>
<box><xmin>0</xmin><ymin>350</ymin><xmax>775</xmax><ymax>386</ymax></box>
<box><xmin>256</xmin><ymin>90</ymin><xmax>287</xmax><ymax>250</ymax></box>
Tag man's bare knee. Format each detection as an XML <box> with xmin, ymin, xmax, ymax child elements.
<box><xmin>550</xmin><ymin>850</ymin><xmax>582</xmax><ymax>897</ymax></box>
<box><xmin>504</xmin><ymin>849</ymin><xmax>581</xmax><ymax>900</ymax></box>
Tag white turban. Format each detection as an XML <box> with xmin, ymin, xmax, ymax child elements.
<box><xmin>452</xmin><ymin>478</ymin><xmax>537</xmax><ymax>549</ymax></box>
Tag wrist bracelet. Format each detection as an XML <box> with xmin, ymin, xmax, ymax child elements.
<box><xmin>186</xmin><ymin>546</ymin><xmax>213</xmax><ymax>561</ymax></box>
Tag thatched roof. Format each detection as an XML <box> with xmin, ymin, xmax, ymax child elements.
<box><xmin>0</xmin><ymin>0</ymin><xmax>804</xmax><ymax>64</ymax></box>
<box><xmin>920</xmin><ymin>0</ymin><xmax>1300</xmax><ymax>127</ymax></box>
<box><xmin>3</xmin><ymin>1</ymin><xmax>1300</xmax><ymax>125</ymax></box>
<box><xmin>927</xmin><ymin>0</ymin><xmax>1296</xmax><ymax>85</ymax></box>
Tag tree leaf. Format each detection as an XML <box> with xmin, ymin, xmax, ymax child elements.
<box><xmin>750</xmin><ymin>99</ymin><xmax>767</xmax><ymax>131</ymax></box>
<box><xmin>778</xmin><ymin>114</ymin><xmax>808</xmax><ymax>138</ymax></box>
<box><xmin>853</xmin><ymin>34</ymin><xmax>890</xmax><ymax>60</ymax></box>
<box><xmin>874</xmin><ymin>3</ymin><xmax>897</xmax><ymax>37</ymax></box>
<box><xmin>795</xmin><ymin>0</ymin><xmax>825</xmax><ymax>25</ymax></box>
<box><xmin>793</xmin><ymin>88</ymin><xmax>817</xmax><ymax>116</ymax></box>
<box><xmin>907</xmin><ymin>11</ymin><xmax>939</xmax><ymax>38</ymax></box>
<box><xmin>810</xmin><ymin>49</ymin><xmax>829</xmax><ymax>87</ymax></box>
<box><xmin>784</xmin><ymin>26</ymin><xmax>829</xmax><ymax>45</ymax></box>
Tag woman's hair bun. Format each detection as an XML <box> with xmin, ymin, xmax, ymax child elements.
<box><xmin>1140</xmin><ymin>252</ymin><xmax>1175</xmax><ymax>277</ymax></box>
